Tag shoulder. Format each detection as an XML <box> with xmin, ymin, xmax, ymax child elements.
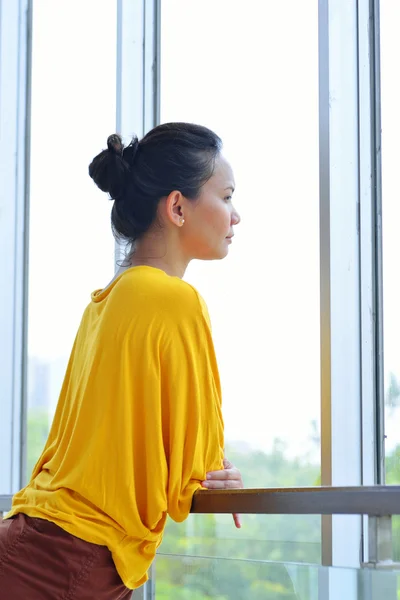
<box><xmin>160</xmin><ymin>275</ymin><xmax>211</xmax><ymax>329</ymax></box>
<box><xmin>178</xmin><ymin>281</ymin><xmax>212</xmax><ymax>329</ymax></box>
<box><xmin>118</xmin><ymin>266</ymin><xmax>211</xmax><ymax>327</ymax></box>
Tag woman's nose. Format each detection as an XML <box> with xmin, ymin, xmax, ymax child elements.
<box><xmin>231</xmin><ymin>206</ymin><xmax>241</xmax><ymax>226</ymax></box>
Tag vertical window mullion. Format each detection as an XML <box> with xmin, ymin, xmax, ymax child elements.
<box><xmin>319</xmin><ymin>1</ymin><xmax>363</xmax><ymax>594</ymax></box>
<box><xmin>0</xmin><ymin>0</ymin><xmax>31</xmax><ymax>495</ymax></box>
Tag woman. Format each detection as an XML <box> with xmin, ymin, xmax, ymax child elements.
<box><xmin>0</xmin><ymin>122</ymin><xmax>243</xmax><ymax>598</ymax></box>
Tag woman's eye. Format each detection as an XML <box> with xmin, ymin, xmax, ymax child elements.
<box><xmin>224</xmin><ymin>195</ymin><xmax>232</xmax><ymax>202</ymax></box>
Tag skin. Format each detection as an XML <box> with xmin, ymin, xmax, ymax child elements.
<box><xmin>112</xmin><ymin>154</ymin><xmax>244</xmax><ymax>527</ymax></box>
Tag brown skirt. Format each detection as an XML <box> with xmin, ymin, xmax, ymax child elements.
<box><xmin>0</xmin><ymin>513</ymin><xmax>132</xmax><ymax>599</ymax></box>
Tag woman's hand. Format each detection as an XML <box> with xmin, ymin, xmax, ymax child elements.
<box><xmin>201</xmin><ymin>458</ymin><xmax>243</xmax><ymax>528</ymax></box>
<box><xmin>202</xmin><ymin>458</ymin><xmax>243</xmax><ymax>490</ymax></box>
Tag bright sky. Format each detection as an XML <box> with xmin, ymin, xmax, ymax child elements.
<box><xmin>27</xmin><ymin>0</ymin><xmax>399</xmax><ymax>461</ymax></box>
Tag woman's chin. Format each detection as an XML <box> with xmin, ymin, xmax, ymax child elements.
<box><xmin>194</xmin><ymin>242</ymin><xmax>231</xmax><ymax>261</ymax></box>
<box><xmin>216</xmin><ymin>245</ymin><xmax>230</xmax><ymax>260</ymax></box>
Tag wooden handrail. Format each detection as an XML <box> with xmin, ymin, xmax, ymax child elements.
<box><xmin>191</xmin><ymin>486</ymin><xmax>400</xmax><ymax>516</ymax></box>
<box><xmin>3</xmin><ymin>486</ymin><xmax>400</xmax><ymax>517</ymax></box>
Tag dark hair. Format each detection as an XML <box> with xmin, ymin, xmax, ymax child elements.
<box><xmin>88</xmin><ymin>122</ymin><xmax>223</xmax><ymax>250</ymax></box>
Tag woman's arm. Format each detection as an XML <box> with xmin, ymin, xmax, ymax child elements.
<box><xmin>156</xmin><ymin>288</ymin><xmax>225</xmax><ymax>523</ymax></box>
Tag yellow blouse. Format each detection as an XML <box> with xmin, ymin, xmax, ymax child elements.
<box><xmin>8</xmin><ymin>266</ymin><xmax>224</xmax><ymax>589</ymax></box>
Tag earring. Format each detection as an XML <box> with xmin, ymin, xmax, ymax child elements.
<box><xmin>179</xmin><ymin>217</ymin><xmax>185</xmax><ymax>225</ymax></box>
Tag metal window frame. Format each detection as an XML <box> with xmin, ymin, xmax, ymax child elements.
<box><xmin>319</xmin><ymin>0</ymin><xmax>363</xmax><ymax>570</ymax></box>
<box><xmin>370</xmin><ymin>0</ymin><xmax>384</xmax><ymax>488</ymax></box>
<box><xmin>0</xmin><ymin>0</ymin><xmax>32</xmax><ymax>495</ymax></box>
<box><xmin>358</xmin><ymin>0</ymin><xmax>384</xmax><ymax>491</ymax></box>
<box><xmin>358</xmin><ymin>0</ymin><xmax>386</xmax><ymax>577</ymax></box>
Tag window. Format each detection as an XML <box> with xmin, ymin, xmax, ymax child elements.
<box><xmin>27</xmin><ymin>0</ymin><xmax>117</xmax><ymax>478</ymax></box>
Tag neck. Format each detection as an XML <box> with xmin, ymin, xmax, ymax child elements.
<box><xmin>122</xmin><ymin>233</ymin><xmax>189</xmax><ymax>279</ymax></box>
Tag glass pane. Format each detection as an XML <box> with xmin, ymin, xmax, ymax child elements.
<box><xmin>161</xmin><ymin>513</ymin><xmax>320</xmax><ymax>564</ymax></box>
<box><xmin>160</xmin><ymin>0</ymin><xmax>320</xmax><ymax>562</ymax></box>
<box><xmin>155</xmin><ymin>554</ymin><xmax>400</xmax><ymax>600</ymax></box>
<box><xmin>27</xmin><ymin>0</ymin><xmax>117</xmax><ymax>478</ymax></box>
<box><xmin>381</xmin><ymin>0</ymin><xmax>400</xmax><ymax>559</ymax></box>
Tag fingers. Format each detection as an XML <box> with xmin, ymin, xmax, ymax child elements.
<box><xmin>205</xmin><ymin>468</ymin><xmax>240</xmax><ymax>481</ymax></box>
<box><xmin>202</xmin><ymin>477</ymin><xmax>242</xmax><ymax>490</ymax></box>
<box><xmin>232</xmin><ymin>513</ymin><xmax>242</xmax><ymax>529</ymax></box>
<box><xmin>202</xmin><ymin>458</ymin><xmax>244</xmax><ymax>490</ymax></box>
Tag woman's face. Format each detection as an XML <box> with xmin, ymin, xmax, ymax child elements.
<box><xmin>182</xmin><ymin>155</ymin><xmax>241</xmax><ymax>261</ymax></box>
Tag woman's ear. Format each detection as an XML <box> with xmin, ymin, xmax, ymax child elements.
<box><xmin>165</xmin><ymin>190</ymin><xmax>185</xmax><ymax>227</ymax></box>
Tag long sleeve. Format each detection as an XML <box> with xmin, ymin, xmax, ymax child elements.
<box><xmin>124</xmin><ymin>283</ymin><xmax>225</xmax><ymax>530</ymax></box>
<box><xmin>159</xmin><ymin>296</ymin><xmax>225</xmax><ymax>521</ymax></box>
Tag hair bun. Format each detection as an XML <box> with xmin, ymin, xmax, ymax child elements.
<box><xmin>89</xmin><ymin>133</ymin><xmax>130</xmax><ymax>199</ymax></box>
<box><xmin>107</xmin><ymin>134</ymin><xmax>124</xmax><ymax>155</ymax></box>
